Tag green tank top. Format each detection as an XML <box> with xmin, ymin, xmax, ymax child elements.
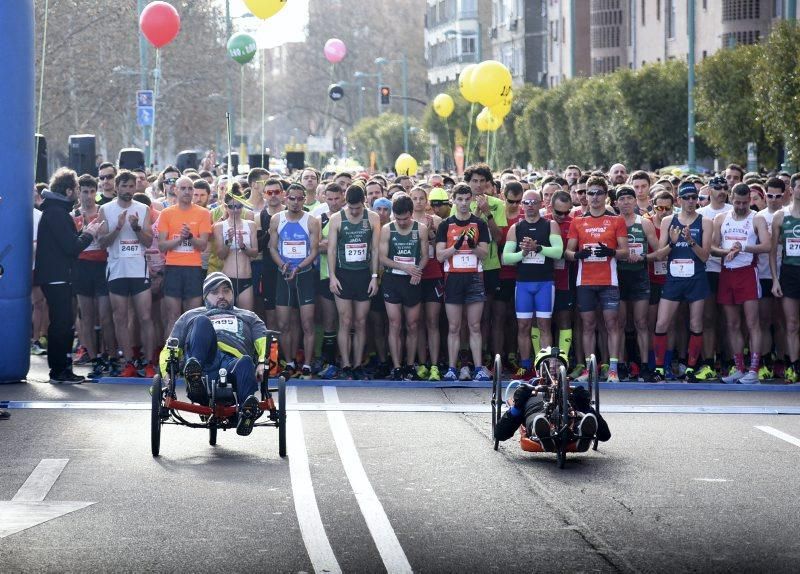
<box><xmin>336</xmin><ymin>208</ymin><xmax>372</xmax><ymax>270</ymax></box>
<box><xmin>386</xmin><ymin>221</ymin><xmax>421</xmax><ymax>273</ymax></box>
<box><xmin>319</xmin><ymin>213</ymin><xmax>331</xmax><ymax>280</ymax></box>
<box><xmin>781</xmin><ymin>213</ymin><xmax>800</xmax><ymax>267</ymax></box>
<box><xmin>619</xmin><ymin>216</ymin><xmax>646</xmax><ymax>271</ymax></box>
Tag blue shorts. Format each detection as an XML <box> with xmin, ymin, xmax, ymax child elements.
<box><xmin>576</xmin><ymin>285</ymin><xmax>620</xmax><ymax>312</ymax></box>
<box><xmin>661</xmin><ymin>274</ymin><xmax>710</xmax><ymax>303</ymax></box>
<box><xmin>515</xmin><ymin>281</ymin><xmax>554</xmax><ymax>319</ymax></box>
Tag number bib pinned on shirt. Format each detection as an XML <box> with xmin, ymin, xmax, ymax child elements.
<box><xmin>452</xmin><ymin>252</ymin><xmax>478</xmax><ymax>270</ymax></box>
<box><xmin>173</xmin><ymin>235</ymin><xmax>194</xmax><ymax>253</ymax></box>
<box><xmin>282</xmin><ymin>240</ymin><xmax>307</xmax><ymax>259</ymax></box>
<box><xmin>210</xmin><ymin>316</ymin><xmax>238</xmax><ymax>333</ymax></box>
<box><xmin>392</xmin><ymin>255</ymin><xmax>415</xmax><ymax>275</ymax></box>
<box><xmin>786</xmin><ymin>238</ymin><xmax>800</xmax><ymax>257</ymax></box>
<box><xmin>521</xmin><ymin>250</ymin><xmax>545</xmax><ymax>265</ymax></box>
<box><xmin>345</xmin><ymin>242</ymin><xmax>367</xmax><ymax>262</ymax></box>
<box><xmin>119</xmin><ymin>239</ymin><xmax>141</xmax><ymax>258</ymax></box>
<box><xmin>670</xmin><ymin>258</ymin><xmax>695</xmax><ymax>278</ymax></box>
<box><xmin>654</xmin><ymin>260</ymin><xmax>668</xmax><ymax>276</ymax></box>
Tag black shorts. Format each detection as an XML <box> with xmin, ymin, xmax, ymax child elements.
<box><xmin>576</xmin><ymin>285</ymin><xmax>620</xmax><ymax>312</ymax></box>
<box><xmin>108</xmin><ymin>276</ymin><xmax>150</xmax><ymax>297</ymax></box>
<box><xmin>371</xmin><ymin>285</ymin><xmax>385</xmax><ymax>312</ymax></box>
<box><xmin>276</xmin><ymin>269</ymin><xmax>315</xmax><ymax>308</ymax></box>
<box><xmin>335</xmin><ymin>267</ymin><xmax>371</xmax><ymax>302</ymax></box>
<box><xmin>231</xmin><ymin>277</ymin><xmax>253</xmax><ymax>298</ymax></box>
<box><xmin>495</xmin><ymin>278</ymin><xmax>516</xmax><ymax>303</ymax></box>
<box><xmin>263</xmin><ymin>258</ymin><xmax>279</xmax><ymax>310</ymax></box>
<box><xmin>318</xmin><ymin>278</ymin><xmax>334</xmax><ymax>301</ymax></box>
<box><xmin>661</xmin><ymin>275</ymin><xmax>710</xmax><ymax>303</ymax></box>
<box><xmin>421</xmin><ymin>278</ymin><xmax>444</xmax><ymax>303</ymax></box>
<box><xmin>444</xmin><ymin>273</ymin><xmax>486</xmax><ymax>305</ymax></box>
<box><xmin>483</xmin><ymin>268</ymin><xmax>500</xmax><ymax>296</ymax></box>
<box><xmin>73</xmin><ymin>259</ymin><xmax>108</xmax><ymax>297</ymax></box>
<box><xmin>706</xmin><ymin>271</ymin><xmax>720</xmax><ymax>295</ymax></box>
<box><xmin>163</xmin><ymin>265</ymin><xmax>204</xmax><ymax>299</ymax></box>
<box><xmin>618</xmin><ymin>268</ymin><xmax>650</xmax><ymax>302</ymax></box>
<box><xmin>382</xmin><ymin>273</ymin><xmax>422</xmax><ymax>307</ymax></box>
<box><xmin>649</xmin><ymin>283</ymin><xmax>664</xmax><ymax>306</ymax></box>
<box><xmin>780</xmin><ymin>265</ymin><xmax>800</xmax><ymax>300</ymax></box>
<box><xmin>553</xmin><ymin>289</ymin><xmax>573</xmax><ymax>313</ymax></box>
<box><xmin>759</xmin><ymin>278</ymin><xmax>773</xmax><ymax>299</ymax></box>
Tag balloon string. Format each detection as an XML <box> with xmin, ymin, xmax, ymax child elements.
<box><xmin>240</xmin><ymin>65</ymin><xmax>244</xmax><ymax>158</ymax></box>
<box><xmin>465</xmin><ymin>103</ymin><xmax>475</xmax><ymax>167</ymax></box>
<box><xmin>261</xmin><ymin>49</ymin><xmax>265</xmax><ymax>167</ymax></box>
<box><xmin>444</xmin><ymin>117</ymin><xmax>454</xmax><ymax>171</ymax></box>
<box><xmin>35</xmin><ymin>0</ymin><xmax>49</xmax><ymax>181</ymax></box>
<box><xmin>150</xmin><ymin>48</ymin><xmax>161</xmax><ymax>169</ymax></box>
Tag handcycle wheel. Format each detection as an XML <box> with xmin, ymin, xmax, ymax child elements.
<box><xmin>556</xmin><ymin>442</ymin><xmax>567</xmax><ymax>469</ymax></box>
<box><xmin>589</xmin><ymin>354</ymin><xmax>600</xmax><ymax>451</ymax></box>
<box><xmin>150</xmin><ymin>375</ymin><xmax>162</xmax><ymax>457</ymax></box>
<box><xmin>492</xmin><ymin>354</ymin><xmax>502</xmax><ymax>450</ymax></box>
<box><xmin>209</xmin><ymin>424</ymin><xmax>217</xmax><ymax>446</ymax></box>
<box><xmin>278</xmin><ymin>377</ymin><xmax>287</xmax><ymax>458</ymax></box>
<box><xmin>558</xmin><ymin>365</ymin><xmax>570</xmax><ymax>469</ymax></box>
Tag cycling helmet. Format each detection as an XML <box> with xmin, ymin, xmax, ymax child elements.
<box><xmin>534</xmin><ymin>346</ymin><xmax>569</xmax><ymax>371</ymax></box>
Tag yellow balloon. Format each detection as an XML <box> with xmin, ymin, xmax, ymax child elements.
<box><xmin>243</xmin><ymin>0</ymin><xmax>289</xmax><ymax>20</ymax></box>
<box><xmin>458</xmin><ymin>64</ymin><xmax>479</xmax><ymax>103</ymax></box>
<box><xmin>433</xmin><ymin>93</ymin><xmax>455</xmax><ymax>119</ymax></box>
<box><xmin>395</xmin><ymin>153</ymin><xmax>418</xmax><ymax>176</ymax></box>
<box><xmin>472</xmin><ymin>60</ymin><xmax>512</xmax><ymax>107</ymax></box>
<box><xmin>477</xmin><ymin>107</ymin><xmax>502</xmax><ymax>132</ymax></box>
<box><xmin>489</xmin><ymin>99</ymin><xmax>511</xmax><ymax>119</ymax></box>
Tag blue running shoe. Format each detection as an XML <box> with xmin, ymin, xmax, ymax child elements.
<box><xmin>443</xmin><ymin>367</ymin><xmax>458</xmax><ymax>381</ymax></box>
<box><xmin>473</xmin><ymin>367</ymin><xmax>492</xmax><ymax>382</ymax></box>
<box><xmin>318</xmin><ymin>363</ymin><xmax>339</xmax><ymax>380</ymax></box>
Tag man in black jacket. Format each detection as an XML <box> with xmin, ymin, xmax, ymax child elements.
<box><xmin>34</xmin><ymin>168</ymin><xmax>101</xmax><ymax>383</ymax></box>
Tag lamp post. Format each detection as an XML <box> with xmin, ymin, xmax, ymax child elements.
<box><xmin>375</xmin><ymin>54</ymin><xmax>410</xmax><ymax>152</ymax></box>
<box><xmin>137</xmin><ymin>0</ymin><xmax>152</xmax><ymax>167</ymax></box>
<box><xmin>354</xmin><ymin>71</ymin><xmax>379</xmax><ymax>121</ymax></box>
<box><xmin>688</xmin><ymin>0</ymin><xmax>696</xmax><ymax>173</ymax></box>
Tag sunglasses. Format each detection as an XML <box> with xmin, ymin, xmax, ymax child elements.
<box><xmin>698</xmin><ymin>196</ymin><xmax>709</xmax><ymax>201</ymax></box>
<box><xmin>654</xmin><ymin>205</ymin><xmax>672</xmax><ymax>212</ymax></box>
<box><xmin>681</xmin><ymin>194</ymin><xmax>698</xmax><ymax>201</ymax></box>
<box><xmin>225</xmin><ymin>203</ymin><xmax>243</xmax><ymax>210</ymax></box>
<box><xmin>506</xmin><ymin>199</ymin><xmax>521</xmax><ymax>205</ymax></box>
<box><xmin>710</xmin><ymin>185</ymin><xmax>726</xmax><ymax>191</ymax></box>
<box><xmin>586</xmin><ymin>190</ymin><xmax>606</xmax><ymax>197</ymax></box>
<box><xmin>767</xmin><ymin>193</ymin><xmax>784</xmax><ymax>199</ymax></box>
<box><xmin>164</xmin><ymin>178</ymin><xmax>177</xmax><ymax>185</ymax></box>
<box><xmin>265</xmin><ymin>189</ymin><xmax>282</xmax><ymax>196</ymax></box>
<box><xmin>98</xmin><ymin>175</ymin><xmax>114</xmax><ymax>181</ymax></box>
<box><xmin>430</xmin><ymin>201</ymin><xmax>450</xmax><ymax>207</ymax></box>
<box><xmin>553</xmin><ymin>209</ymin><xmax>570</xmax><ymax>217</ymax></box>
<box><xmin>521</xmin><ymin>199</ymin><xmax>540</xmax><ymax>206</ymax></box>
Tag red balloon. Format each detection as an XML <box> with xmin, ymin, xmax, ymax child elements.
<box><xmin>139</xmin><ymin>1</ymin><xmax>181</xmax><ymax>49</ymax></box>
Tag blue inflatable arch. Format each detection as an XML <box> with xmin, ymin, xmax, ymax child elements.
<box><xmin>0</xmin><ymin>1</ymin><xmax>34</xmax><ymax>382</ymax></box>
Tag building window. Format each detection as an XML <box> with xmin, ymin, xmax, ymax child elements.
<box><xmin>641</xmin><ymin>0</ymin><xmax>646</xmax><ymax>24</ymax></box>
<box><xmin>667</xmin><ymin>0</ymin><xmax>675</xmax><ymax>38</ymax></box>
<box><xmin>722</xmin><ymin>0</ymin><xmax>761</xmax><ymax>21</ymax></box>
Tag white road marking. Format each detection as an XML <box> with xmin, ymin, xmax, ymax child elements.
<box><xmin>286</xmin><ymin>387</ymin><xmax>341</xmax><ymax>574</ymax></box>
<box><xmin>692</xmin><ymin>478</ymin><xmax>728</xmax><ymax>482</ymax></box>
<box><xmin>755</xmin><ymin>425</ymin><xmax>800</xmax><ymax>448</ymax></box>
<box><xmin>323</xmin><ymin>386</ymin><xmax>412</xmax><ymax>574</ymax></box>
<box><xmin>12</xmin><ymin>458</ymin><xmax>69</xmax><ymax>502</ymax></box>
<box><xmin>1</xmin><ymin>459</ymin><xmax>95</xmax><ymax>538</ymax></box>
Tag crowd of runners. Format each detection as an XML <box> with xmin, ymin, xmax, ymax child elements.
<box><xmin>31</xmin><ymin>159</ymin><xmax>800</xmax><ymax>384</ymax></box>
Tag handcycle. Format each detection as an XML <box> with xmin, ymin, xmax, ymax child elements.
<box><xmin>150</xmin><ymin>330</ymin><xmax>287</xmax><ymax>458</ymax></box>
<box><xmin>490</xmin><ymin>348</ymin><xmax>601</xmax><ymax>468</ymax></box>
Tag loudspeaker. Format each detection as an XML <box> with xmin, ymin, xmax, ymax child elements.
<box><xmin>118</xmin><ymin>148</ymin><xmax>145</xmax><ymax>171</ymax></box>
<box><xmin>34</xmin><ymin>133</ymin><xmax>48</xmax><ymax>184</ymax></box>
<box><xmin>286</xmin><ymin>151</ymin><xmax>305</xmax><ymax>172</ymax></box>
<box><xmin>68</xmin><ymin>134</ymin><xmax>97</xmax><ymax>176</ymax></box>
<box><xmin>248</xmin><ymin>153</ymin><xmax>270</xmax><ymax>169</ymax></box>
<box><xmin>223</xmin><ymin>152</ymin><xmax>239</xmax><ymax>176</ymax></box>
<box><xmin>176</xmin><ymin>149</ymin><xmax>199</xmax><ymax>173</ymax></box>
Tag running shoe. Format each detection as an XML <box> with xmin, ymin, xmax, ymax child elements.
<box><xmin>675</xmin><ymin>362</ymin><xmax>688</xmax><ymax>377</ymax></box>
<box><xmin>443</xmin><ymin>367</ymin><xmax>458</xmax><ymax>381</ymax></box>
<box><xmin>120</xmin><ymin>361</ymin><xmax>139</xmax><ymax>378</ymax></box>
<box><xmin>693</xmin><ymin>364</ymin><xmax>717</xmax><ymax>381</ymax></box>
<box><xmin>650</xmin><ymin>367</ymin><xmax>666</xmax><ymax>382</ymax></box>
<box><xmin>30</xmin><ymin>340</ymin><xmax>47</xmax><ymax>356</ymax></box>
<box><xmin>473</xmin><ymin>367</ymin><xmax>492</xmax><ymax>382</ymax></box>
<box><xmin>279</xmin><ymin>362</ymin><xmax>296</xmax><ymax>380</ymax></box>
<box><xmin>139</xmin><ymin>361</ymin><xmax>156</xmax><ymax>378</ymax></box>
<box><xmin>390</xmin><ymin>367</ymin><xmax>404</xmax><ymax>381</ymax></box>
<box><xmin>416</xmin><ymin>364</ymin><xmax>429</xmax><ymax>380</ymax></box>
<box><xmin>568</xmin><ymin>363</ymin><xmax>586</xmax><ymax>379</ymax></box>
<box><xmin>785</xmin><ymin>365</ymin><xmax>799</xmax><ymax>384</ymax></box>
<box><xmin>533</xmin><ymin>415</ymin><xmax>555</xmax><ymax>452</ymax></box>
<box><xmin>49</xmin><ymin>370</ymin><xmax>84</xmax><ymax>384</ymax></box>
<box><xmin>236</xmin><ymin>395</ymin><xmax>261</xmax><ymax>436</ymax></box>
<box><xmin>758</xmin><ymin>365</ymin><xmax>773</xmax><ymax>380</ymax></box>
<box><xmin>73</xmin><ymin>346</ymin><xmax>91</xmax><ymax>365</ymax></box>
<box><xmin>773</xmin><ymin>360</ymin><xmax>786</xmax><ymax>380</ymax></box>
<box><xmin>683</xmin><ymin>367</ymin><xmax>697</xmax><ymax>383</ymax></box>
<box><xmin>575</xmin><ymin>369</ymin><xmax>590</xmax><ymax>382</ymax></box>
<box><xmin>299</xmin><ymin>366</ymin><xmax>313</xmax><ymax>380</ymax></box>
<box><xmin>428</xmin><ymin>365</ymin><xmax>441</xmax><ymax>382</ymax></box>
<box><xmin>404</xmin><ymin>366</ymin><xmax>421</xmax><ymax>381</ymax></box>
<box><xmin>576</xmin><ymin>413</ymin><xmax>597</xmax><ymax>452</ymax></box>
<box><xmin>721</xmin><ymin>369</ymin><xmax>746</xmax><ymax>384</ymax></box>
<box><xmin>627</xmin><ymin>362</ymin><xmax>640</xmax><ymax>381</ymax></box>
<box><xmin>183</xmin><ymin>357</ymin><xmax>207</xmax><ymax>402</ymax></box>
<box><xmin>352</xmin><ymin>366</ymin><xmax>370</xmax><ymax>380</ymax></box>
<box><xmin>336</xmin><ymin>366</ymin><xmax>354</xmax><ymax>380</ymax></box>
<box><xmin>600</xmin><ymin>363</ymin><xmax>609</xmax><ymax>380</ymax></box>
<box><xmin>640</xmin><ymin>366</ymin><xmax>659</xmax><ymax>383</ymax></box>
<box><xmin>318</xmin><ymin>363</ymin><xmax>339</xmax><ymax>380</ymax></box>
<box><xmin>374</xmin><ymin>361</ymin><xmax>392</xmax><ymax>379</ymax></box>
<box><xmin>310</xmin><ymin>358</ymin><xmax>325</xmax><ymax>375</ymax></box>
<box><xmin>88</xmin><ymin>358</ymin><xmax>107</xmax><ymax>380</ymax></box>
<box><xmin>606</xmin><ymin>369</ymin><xmax>619</xmax><ymax>383</ymax></box>
<box><xmin>739</xmin><ymin>370</ymin><xmax>760</xmax><ymax>384</ymax></box>
<box><xmin>459</xmin><ymin>365</ymin><xmax>472</xmax><ymax>381</ymax></box>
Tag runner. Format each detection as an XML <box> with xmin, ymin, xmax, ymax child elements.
<box><xmin>710</xmin><ymin>183</ymin><xmax>771</xmax><ymax>383</ymax></box>
<box><xmin>257</xmin><ymin>177</ymin><xmax>286</xmax><ymax>330</ymax></box>
<box><xmin>496</xmin><ymin>182</ymin><xmax>524</xmax><ymax>373</ymax></box>
<box><xmin>436</xmin><ymin>182</ymin><xmax>491</xmax><ymax>381</ymax></box>
<box><xmin>379</xmin><ymin>195</ymin><xmax>428</xmax><ymax>380</ymax></box>
<box><xmin>212</xmin><ymin>184</ymin><xmax>258</xmax><ymax>310</ymax></box>
<box><xmin>315</xmin><ymin>183</ymin><xmax>345</xmax><ymax>378</ymax></box>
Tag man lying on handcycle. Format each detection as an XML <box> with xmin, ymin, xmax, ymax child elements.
<box><xmin>494</xmin><ymin>347</ymin><xmax>611</xmax><ymax>451</ymax></box>
<box><xmin>159</xmin><ymin>272</ymin><xmax>269</xmax><ymax>436</ymax></box>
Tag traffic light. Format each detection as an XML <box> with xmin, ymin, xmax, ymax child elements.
<box><xmin>380</xmin><ymin>85</ymin><xmax>391</xmax><ymax>105</ymax></box>
<box><xmin>328</xmin><ymin>83</ymin><xmax>344</xmax><ymax>101</ymax></box>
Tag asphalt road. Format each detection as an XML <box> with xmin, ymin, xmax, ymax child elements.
<box><xmin>2</xmin><ymin>361</ymin><xmax>800</xmax><ymax>573</ymax></box>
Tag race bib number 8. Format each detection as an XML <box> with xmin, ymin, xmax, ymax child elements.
<box><xmin>670</xmin><ymin>258</ymin><xmax>694</xmax><ymax>278</ymax></box>
<box><xmin>629</xmin><ymin>242</ymin><xmax>643</xmax><ymax>257</ymax></box>
<box><xmin>345</xmin><ymin>242</ymin><xmax>367</xmax><ymax>262</ymax></box>
<box><xmin>282</xmin><ymin>240</ymin><xmax>307</xmax><ymax>259</ymax></box>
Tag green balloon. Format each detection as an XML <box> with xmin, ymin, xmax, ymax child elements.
<box><xmin>227</xmin><ymin>32</ymin><xmax>257</xmax><ymax>65</ymax></box>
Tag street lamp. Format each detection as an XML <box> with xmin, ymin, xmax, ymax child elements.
<box><xmin>375</xmin><ymin>54</ymin><xmax>410</xmax><ymax>153</ymax></box>
<box><xmin>354</xmin><ymin>71</ymin><xmax>379</xmax><ymax>121</ymax></box>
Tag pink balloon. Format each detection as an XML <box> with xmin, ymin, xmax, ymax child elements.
<box><xmin>324</xmin><ymin>38</ymin><xmax>347</xmax><ymax>64</ymax></box>
<box><xmin>139</xmin><ymin>1</ymin><xmax>181</xmax><ymax>49</ymax></box>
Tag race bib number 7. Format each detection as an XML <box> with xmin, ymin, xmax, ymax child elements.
<box><xmin>670</xmin><ymin>258</ymin><xmax>694</xmax><ymax>278</ymax></box>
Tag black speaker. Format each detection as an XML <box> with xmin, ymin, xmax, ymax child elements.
<box><xmin>34</xmin><ymin>133</ymin><xmax>48</xmax><ymax>184</ymax></box>
<box><xmin>176</xmin><ymin>150</ymin><xmax>199</xmax><ymax>173</ymax></box>
<box><xmin>248</xmin><ymin>153</ymin><xmax>270</xmax><ymax>169</ymax></box>
<box><xmin>223</xmin><ymin>152</ymin><xmax>240</xmax><ymax>176</ymax></box>
<box><xmin>68</xmin><ymin>134</ymin><xmax>97</xmax><ymax>176</ymax></box>
<box><xmin>286</xmin><ymin>151</ymin><xmax>305</xmax><ymax>172</ymax></box>
<box><xmin>118</xmin><ymin>148</ymin><xmax>145</xmax><ymax>171</ymax></box>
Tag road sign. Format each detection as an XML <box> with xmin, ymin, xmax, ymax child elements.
<box><xmin>137</xmin><ymin>106</ymin><xmax>154</xmax><ymax>127</ymax></box>
<box><xmin>137</xmin><ymin>90</ymin><xmax>154</xmax><ymax>107</ymax></box>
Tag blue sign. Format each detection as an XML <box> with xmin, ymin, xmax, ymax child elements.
<box><xmin>137</xmin><ymin>106</ymin><xmax>154</xmax><ymax>127</ymax></box>
<box><xmin>137</xmin><ymin>90</ymin><xmax>154</xmax><ymax>107</ymax></box>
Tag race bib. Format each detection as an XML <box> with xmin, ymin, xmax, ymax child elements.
<box><xmin>629</xmin><ymin>242</ymin><xmax>644</xmax><ymax>257</ymax></box>
<box><xmin>119</xmin><ymin>239</ymin><xmax>141</xmax><ymax>258</ymax></box>
<box><xmin>345</xmin><ymin>242</ymin><xmax>367</xmax><ymax>262</ymax></box>
<box><xmin>428</xmin><ymin>244</ymin><xmax>435</xmax><ymax>258</ymax></box>
<box><xmin>585</xmin><ymin>243</ymin><xmax>606</xmax><ymax>263</ymax></box>
<box><xmin>392</xmin><ymin>255</ymin><xmax>415</xmax><ymax>275</ymax></box>
<box><xmin>654</xmin><ymin>260</ymin><xmax>668</xmax><ymax>276</ymax></box>
<box><xmin>282</xmin><ymin>240</ymin><xmax>307</xmax><ymax>259</ymax></box>
<box><xmin>670</xmin><ymin>258</ymin><xmax>694</xmax><ymax>278</ymax></box>
<box><xmin>210</xmin><ymin>316</ymin><xmax>238</xmax><ymax>333</ymax></box>
<box><xmin>786</xmin><ymin>238</ymin><xmax>800</xmax><ymax>257</ymax></box>
<box><xmin>722</xmin><ymin>234</ymin><xmax>746</xmax><ymax>252</ymax></box>
<box><xmin>522</xmin><ymin>250</ymin><xmax>545</xmax><ymax>264</ymax></box>
<box><xmin>173</xmin><ymin>234</ymin><xmax>194</xmax><ymax>253</ymax></box>
<box><xmin>453</xmin><ymin>252</ymin><xmax>478</xmax><ymax>270</ymax></box>
<box><xmin>554</xmin><ymin>259</ymin><xmax>566</xmax><ymax>270</ymax></box>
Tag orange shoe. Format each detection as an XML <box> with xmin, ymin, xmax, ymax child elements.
<box><xmin>120</xmin><ymin>361</ymin><xmax>139</xmax><ymax>378</ymax></box>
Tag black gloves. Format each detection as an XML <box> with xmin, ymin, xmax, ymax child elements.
<box><xmin>575</xmin><ymin>246</ymin><xmax>594</xmax><ymax>260</ymax></box>
<box><xmin>454</xmin><ymin>231</ymin><xmax>467</xmax><ymax>250</ymax></box>
<box><xmin>595</xmin><ymin>242</ymin><xmax>616</xmax><ymax>258</ymax></box>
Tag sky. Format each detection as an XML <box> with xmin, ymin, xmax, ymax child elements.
<box><xmin>224</xmin><ymin>0</ymin><xmax>309</xmax><ymax>49</ymax></box>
